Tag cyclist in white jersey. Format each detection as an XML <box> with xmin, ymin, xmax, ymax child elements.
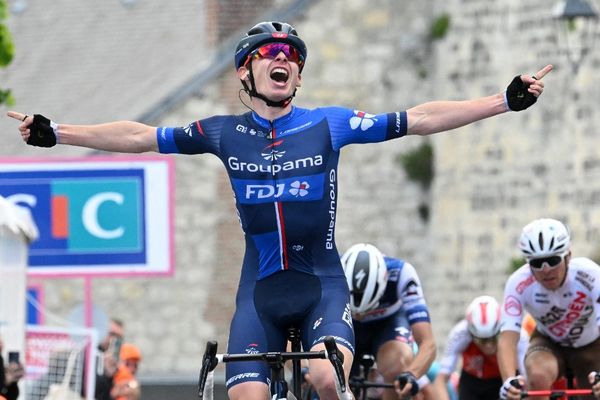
<box><xmin>341</xmin><ymin>243</ymin><xmax>437</xmax><ymax>400</ymax></box>
<box><xmin>497</xmin><ymin>218</ymin><xmax>600</xmax><ymax>400</ymax></box>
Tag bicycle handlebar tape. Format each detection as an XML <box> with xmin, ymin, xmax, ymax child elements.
<box><xmin>27</xmin><ymin>114</ymin><xmax>57</xmax><ymax>147</ymax></box>
<box><xmin>505</xmin><ymin>76</ymin><xmax>537</xmax><ymax>111</ymax></box>
<box><xmin>396</xmin><ymin>372</ymin><xmax>419</xmax><ymax>396</ymax></box>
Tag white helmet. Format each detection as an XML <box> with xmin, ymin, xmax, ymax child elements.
<box><xmin>465</xmin><ymin>295</ymin><xmax>501</xmax><ymax>339</ymax></box>
<box><xmin>341</xmin><ymin>243</ymin><xmax>388</xmax><ymax>314</ymax></box>
<box><xmin>518</xmin><ymin>218</ymin><xmax>571</xmax><ymax>259</ymax></box>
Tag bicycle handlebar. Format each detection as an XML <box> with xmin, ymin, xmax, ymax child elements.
<box><xmin>519</xmin><ymin>371</ymin><xmax>600</xmax><ymax>398</ymax></box>
<box><xmin>349</xmin><ymin>377</ymin><xmax>394</xmax><ymax>389</ymax></box>
<box><xmin>520</xmin><ymin>389</ymin><xmax>592</xmax><ymax>398</ymax></box>
<box><xmin>197</xmin><ymin>336</ymin><xmax>349</xmax><ymax>399</ymax></box>
<box><xmin>197</xmin><ymin>341</ymin><xmax>219</xmax><ymax>399</ymax></box>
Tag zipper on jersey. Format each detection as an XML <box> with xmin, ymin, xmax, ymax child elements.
<box><xmin>269</xmin><ymin>122</ymin><xmax>289</xmax><ymax>271</ymax></box>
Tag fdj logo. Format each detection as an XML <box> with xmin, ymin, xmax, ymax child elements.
<box><xmin>246</xmin><ymin>181</ymin><xmax>310</xmax><ymax>199</ymax></box>
<box><xmin>233</xmin><ymin>174</ymin><xmax>325</xmax><ymax>204</ymax></box>
<box><xmin>51</xmin><ymin>179</ymin><xmax>142</xmax><ymax>251</ymax></box>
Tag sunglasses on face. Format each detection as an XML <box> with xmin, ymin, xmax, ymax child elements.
<box><xmin>473</xmin><ymin>336</ymin><xmax>498</xmax><ymax>345</ymax></box>
<box><xmin>528</xmin><ymin>252</ymin><xmax>567</xmax><ymax>270</ymax></box>
<box><xmin>246</xmin><ymin>43</ymin><xmax>304</xmax><ymax>67</ymax></box>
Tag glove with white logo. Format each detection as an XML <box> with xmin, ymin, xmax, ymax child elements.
<box><xmin>499</xmin><ymin>376</ymin><xmax>522</xmax><ymax>400</ymax></box>
<box><xmin>27</xmin><ymin>114</ymin><xmax>58</xmax><ymax>147</ymax></box>
<box><xmin>396</xmin><ymin>372</ymin><xmax>419</xmax><ymax>397</ymax></box>
<box><xmin>505</xmin><ymin>76</ymin><xmax>537</xmax><ymax>111</ymax></box>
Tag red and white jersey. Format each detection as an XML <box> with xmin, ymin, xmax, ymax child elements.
<box><xmin>501</xmin><ymin>257</ymin><xmax>600</xmax><ymax>348</ymax></box>
<box><xmin>438</xmin><ymin>319</ymin><xmax>528</xmax><ymax>379</ymax></box>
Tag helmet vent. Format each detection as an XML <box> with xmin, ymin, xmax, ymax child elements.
<box><xmin>548</xmin><ymin>237</ymin><xmax>555</xmax><ymax>250</ymax></box>
<box><xmin>248</xmin><ymin>27</ymin><xmax>265</xmax><ymax>35</ymax></box>
<box><xmin>538</xmin><ymin>231</ymin><xmax>544</xmax><ymax>249</ymax></box>
<box><xmin>527</xmin><ymin>240</ymin><xmax>534</xmax><ymax>254</ymax></box>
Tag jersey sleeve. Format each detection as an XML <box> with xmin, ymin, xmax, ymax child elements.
<box><xmin>398</xmin><ymin>262</ymin><xmax>431</xmax><ymax>324</ymax></box>
<box><xmin>579</xmin><ymin>258</ymin><xmax>600</xmax><ymax>327</ymax></box>
<box><xmin>438</xmin><ymin>320</ymin><xmax>471</xmax><ymax>375</ymax></box>
<box><xmin>156</xmin><ymin>115</ymin><xmax>226</xmax><ymax>156</ymax></box>
<box><xmin>319</xmin><ymin>106</ymin><xmax>407</xmax><ymax>151</ymax></box>
<box><xmin>500</xmin><ymin>267</ymin><xmax>528</xmax><ymax>333</ymax></box>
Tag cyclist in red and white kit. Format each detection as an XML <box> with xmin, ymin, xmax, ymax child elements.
<box><xmin>498</xmin><ymin>218</ymin><xmax>600</xmax><ymax>400</ymax></box>
<box><xmin>433</xmin><ymin>295</ymin><xmax>528</xmax><ymax>400</ymax></box>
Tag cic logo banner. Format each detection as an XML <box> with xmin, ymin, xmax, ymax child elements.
<box><xmin>0</xmin><ymin>157</ymin><xmax>174</xmax><ymax>276</ymax></box>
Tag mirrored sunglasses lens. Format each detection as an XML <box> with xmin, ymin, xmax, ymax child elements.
<box><xmin>256</xmin><ymin>44</ymin><xmax>302</xmax><ymax>64</ymax></box>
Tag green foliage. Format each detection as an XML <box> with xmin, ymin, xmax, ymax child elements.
<box><xmin>0</xmin><ymin>0</ymin><xmax>15</xmax><ymax>106</ymax></box>
<box><xmin>396</xmin><ymin>141</ymin><xmax>434</xmax><ymax>190</ymax></box>
<box><xmin>508</xmin><ymin>256</ymin><xmax>526</xmax><ymax>274</ymax></box>
<box><xmin>0</xmin><ymin>88</ymin><xmax>14</xmax><ymax>106</ymax></box>
<box><xmin>430</xmin><ymin>14</ymin><xmax>451</xmax><ymax>40</ymax></box>
<box><xmin>0</xmin><ymin>24</ymin><xmax>15</xmax><ymax>66</ymax></box>
<box><xmin>0</xmin><ymin>0</ymin><xmax>6</xmax><ymax>19</ymax></box>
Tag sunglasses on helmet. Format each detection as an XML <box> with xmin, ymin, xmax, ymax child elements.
<box><xmin>528</xmin><ymin>252</ymin><xmax>568</xmax><ymax>270</ymax></box>
<box><xmin>245</xmin><ymin>43</ymin><xmax>304</xmax><ymax>67</ymax></box>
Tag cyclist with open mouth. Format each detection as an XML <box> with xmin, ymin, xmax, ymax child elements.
<box><xmin>9</xmin><ymin>21</ymin><xmax>551</xmax><ymax>400</ymax></box>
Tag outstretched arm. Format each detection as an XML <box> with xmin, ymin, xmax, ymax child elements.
<box><xmin>7</xmin><ymin>111</ymin><xmax>158</xmax><ymax>153</ymax></box>
<box><xmin>406</xmin><ymin>64</ymin><xmax>553</xmax><ymax>136</ymax></box>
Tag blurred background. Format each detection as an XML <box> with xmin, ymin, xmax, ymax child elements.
<box><xmin>1</xmin><ymin>0</ymin><xmax>600</xmax><ymax>398</ymax></box>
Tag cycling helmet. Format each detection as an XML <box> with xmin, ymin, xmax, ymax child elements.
<box><xmin>465</xmin><ymin>295</ymin><xmax>501</xmax><ymax>339</ymax></box>
<box><xmin>234</xmin><ymin>21</ymin><xmax>307</xmax><ymax>71</ymax></box>
<box><xmin>341</xmin><ymin>243</ymin><xmax>388</xmax><ymax>314</ymax></box>
<box><xmin>518</xmin><ymin>218</ymin><xmax>571</xmax><ymax>259</ymax></box>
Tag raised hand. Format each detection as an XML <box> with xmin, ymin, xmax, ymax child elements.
<box><xmin>505</xmin><ymin>64</ymin><xmax>553</xmax><ymax>111</ymax></box>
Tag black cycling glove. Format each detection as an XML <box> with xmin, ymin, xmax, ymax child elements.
<box><xmin>27</xmin><ymin>114</ymin><xmax>57</xmax><ymax>147</ymax></box>
<box><xmin>396</xmin><ymin>371</ymin><xmax>419</xmax><ymax>396</ymax></box>
<box><xmin>505</xmin><ymin>75</ymin><xmax>537</xmax><ymax>111</ymax></box>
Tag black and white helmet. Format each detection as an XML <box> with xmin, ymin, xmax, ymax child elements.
<box><xmin>341</xmin><ymin>243</ymin><xmax>388</xmax><ymax>314</ymax></box>
<box><xmin>518</xmin><ymin>218</ymin><xmax>571</xmax><ymax>259</ymax></box>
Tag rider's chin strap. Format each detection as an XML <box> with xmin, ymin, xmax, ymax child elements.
<box><xmin>241</xmin><ymin>64</ymin><xmax>296</xmax><ymax>108</ymax></box>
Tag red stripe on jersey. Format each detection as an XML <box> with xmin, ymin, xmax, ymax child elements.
<box><xmin>277</xmin><ymin>202</ymin><xmax>289</xmax><ymax>270</ymax></box>
<box><xmin>265</xmin><ymin>139</ymin><xmax>284</xmax><ymax>149</ymax></box>
<box><xmin>196</xmin><ymin>121</ymin><xmax>206</xmax><ymax>136</ymax></box>
<box><xmin>270</xmin><ymin>127</ymin><xmax>288</xmax><ymax>269</ymax></box>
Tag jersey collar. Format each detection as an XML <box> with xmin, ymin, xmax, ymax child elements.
<box><xmin>251</xmin><ymin>106</ymin><xmax>297</xmax><ymax>129</ymax></box>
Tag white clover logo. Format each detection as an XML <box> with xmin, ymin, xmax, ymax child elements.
<box><xmin>289</xmin><ymin>181</ymin><xmax>310</xmax><ymax>197</ymax></box>
<box><xmin>349</xmin><ymin>110</ymin><xmax>377</xmax><ymax>131</ymax></box>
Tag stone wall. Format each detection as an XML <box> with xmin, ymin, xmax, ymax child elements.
<box><xmin>116</xmin><ymin>0</ymin><xmax>600</xmax><ymax>377</ymax></box>
<box><xmin>11</xmin><ymin>0</ymin><xmax>600</xmax><ymax>381</ymax></box>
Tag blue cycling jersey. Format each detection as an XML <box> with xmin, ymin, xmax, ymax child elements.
<box><xmin>158</xmin><ymin>106</ymin><xmax>407</xmax><ymax>281</ymax></box>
